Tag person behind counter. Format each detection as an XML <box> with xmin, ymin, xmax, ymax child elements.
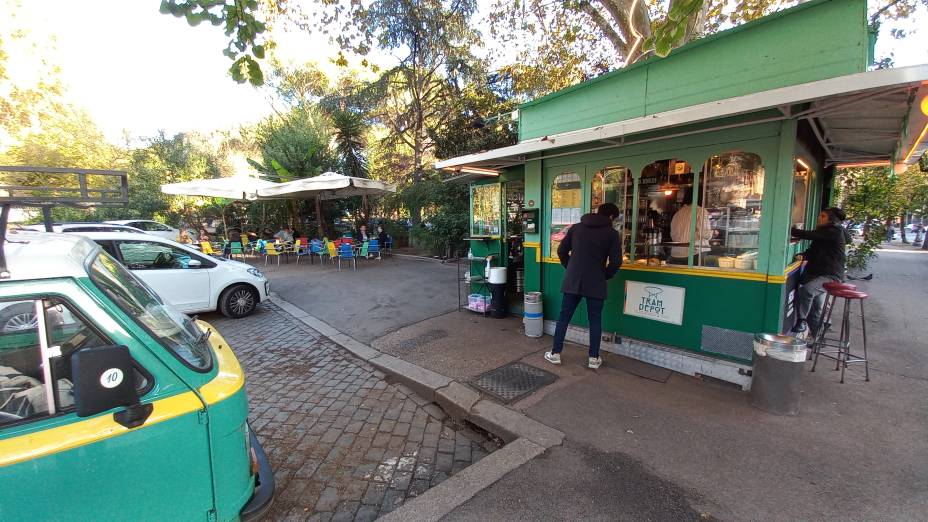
<box><xmin>545</xmin><ymin>203</ymin><xmax>623</xmax><ymax>370</ymax></box>
<box><xmin>668</xmin><ymin>187</ymin><xmax>711</xmax><ymax>264</ymax></box>
<box><xmin>790</xmin><ymin>207</ymin><xmax>850</xmax><ymax>340</ymax></box>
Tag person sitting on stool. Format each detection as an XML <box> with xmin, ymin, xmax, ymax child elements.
<box><xmin>545</xmin><ymin>203</ymin><xmax>623</xmax><ymax>369</ymax></box>
<box><xmin>790</xmin><ymin>207</ymin><xmax>850</xmax><ymax>340</ymax></box>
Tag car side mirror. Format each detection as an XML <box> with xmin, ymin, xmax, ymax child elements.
<box><xmin>71</xmin><ymin>345</ymin><xmax>140</xmax><ymax>418</ymax></box>
<box><xmin>188</xmin><ymin>259</ymin><xmax>203</xmax><ymax>268</ymax></box>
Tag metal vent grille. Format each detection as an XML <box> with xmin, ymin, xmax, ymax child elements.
<box><xmin>701</xmin><ymin>325</ymin><xmax>754</xmax><ymax>361</ymax></box>
<box><xmin>470</xmin><ymin>362</ymin><xmax>557</xmax><ymax>403</ymax></box>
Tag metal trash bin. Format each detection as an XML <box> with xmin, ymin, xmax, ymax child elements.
<box><xmin>750</xmin><ymin>333</ymin><xmax>807</xmax><ymax>415</ymax></box>
<box><xmin>524</xmin><ymin>292</ymin><xmax>543</xmax><ymax>337</ymax></box>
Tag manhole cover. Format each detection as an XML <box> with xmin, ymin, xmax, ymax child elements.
<box><xmin>470</xmin><ymin>362</ymin><xmax>557</xmax><ymax>403</ymax></box>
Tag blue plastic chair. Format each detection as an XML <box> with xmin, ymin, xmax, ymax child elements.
<box><xmin>337</xmin><ymin>243</ymin><xmax>356</xmax><ymax>271</ymax></box>
<box><xmin>368</xmin><ymin>239</ymin><xmax>381</xmax><ymax>260</ymax></box>
<box><xmin>309</xmin><ymin>239</ymin><xmax>325</xmax><ymax>265</ymax></box>
<box><xmin>293</xmin><ymin>239</ymin><xmax>311</xmax><ymax>265</ymax></box>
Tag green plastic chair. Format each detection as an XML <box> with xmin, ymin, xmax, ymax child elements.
<box><xmin>229</xmin><ymin>241</ymin><xmax>245</xmax><ymax>261</ymax></box>
<box><xmin>360</xmin><ymin>241</ymin><xmax>369</xmax><ymax>260</ymax></box>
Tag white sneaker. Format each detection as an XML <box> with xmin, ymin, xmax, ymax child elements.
<box><xmin>544</xmin><ymin>351</ymin><xmax>561</xmax><ymax>365</ymax></box>
<box><xmin>588</xmin><ymin>357</ymin><xmax>602</xmax><ymax>369</ymax></box>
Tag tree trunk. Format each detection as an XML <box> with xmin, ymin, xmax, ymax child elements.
<box><xmin>314</xmin><ymin>196</ymin><xmax>325</xmax><ymax>238</ymax></box>
<box><xmin>900</xmin><ymin>214</ymin><xmax>908</xmax><ymax>243</ymax></box>
<box><xmin>289</xmin><ymin>200</ymin><xmax>301</xmax><ymax>230</ymax></box>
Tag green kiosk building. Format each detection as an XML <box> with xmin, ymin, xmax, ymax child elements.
<box><xmin>438</xmin><ymin>0</ymin><xmax>928</xmax><ymax>388</ymax></box>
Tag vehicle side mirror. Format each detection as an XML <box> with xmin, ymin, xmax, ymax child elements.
<box><xmin>71</xmin><ymin>345</ymin><xmax>140</xmax><ymax>418</ymax></box>
<box><xmin>188</xmin><ymin>259</ymin><xmax>203</xmax><ymax>268</ymax></box>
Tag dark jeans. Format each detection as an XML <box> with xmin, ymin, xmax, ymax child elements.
<box><xmin>552</xmin><ymin>293</ymin><xmax>604</xmax><ymax>358</ymax></box>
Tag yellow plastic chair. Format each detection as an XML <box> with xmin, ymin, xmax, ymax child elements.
<box><xmin>326</xmin><ymin>240</ymin><xmax>338</xmax><ymax>263</ymax></box>
<box><xmin>200</xmin><ymin>241</ymin><xmax>216</xmax><ymax>256</ymax></box>
<box><xmin>264</xmin><ymin>242</ymin><xmax>285</xmax><ymax>268</ymax></box>
<box><xmin>240</xmin><ymin>234</ymin><xmax>255</xmax><ymax>255</ymax></box>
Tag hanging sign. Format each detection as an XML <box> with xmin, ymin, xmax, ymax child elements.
<box><xmin>623</xmin><ymin>281</ymin><xmax>685</xmax><ymax>325</ymax></box>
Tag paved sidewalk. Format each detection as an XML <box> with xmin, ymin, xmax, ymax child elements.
<box><xmin>204</xmin><ymin>303</ymin><xmax>499</xmax><ymax>521</ymax></box>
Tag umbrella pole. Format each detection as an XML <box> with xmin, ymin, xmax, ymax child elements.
<box><xmin>315</xmin><ymin>196</ymin><xmax>325</xmax><ymax>238</ymax></box>
<box><xmin>220</xmin><ymin>203</ymin><xmax>228</xmax><ymax>240</ymax></box>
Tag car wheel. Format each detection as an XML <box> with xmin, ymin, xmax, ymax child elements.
<box><xmin>0</xmin><ymin>303</ymin><xmax>38</xmax><ymax>332</ymax></box>
<box><xmin>219</xmin><ymin>285</ymin><xmax>259</xmax><ymax>318</ymax></box>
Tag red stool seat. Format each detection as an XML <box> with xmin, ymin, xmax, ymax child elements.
<box><xmin>811</xmin><ymin>284</ymin><xmax>870</xmax><ymax>383</ymax></box>
<box><xmin>824</xmin><ymin>281</ymin><xmax>856</xmax><ymax>292</ymax></box>
<box><xmin>830</xmin><ymin>288</ymin><xmax>868</xmax><ymax>300</ymax></box>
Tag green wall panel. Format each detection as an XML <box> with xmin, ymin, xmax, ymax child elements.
<box><xmin>541</xmin><ymin>266</ymin><xmax>774</xmax><ymax>362</ymax></box>
<box><xmin>519</xmin><ymin>0</ymin><xmax>867</xmax><ymax>140</ymax></box>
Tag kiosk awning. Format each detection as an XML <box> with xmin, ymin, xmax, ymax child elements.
<box><xmin>437</xmin><ymin>64</ymin><xmax>928</xmax><ymax>177</ymax></box>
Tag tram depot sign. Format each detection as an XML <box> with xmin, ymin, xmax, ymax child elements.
<box><xmin>623</xmin><ymin>281</ymin><xmax>685</xmax><ymax>325</ymax></box>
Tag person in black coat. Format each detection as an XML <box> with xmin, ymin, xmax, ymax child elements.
<box><xmin>790</xmin><ymin>207</ymin><xmax>848</xmax><ymax>338</ymax></box>
<box><xmin>545</xmin><ymin>203</ymin><xmax>623</xmax><ymax>369</ymax></box>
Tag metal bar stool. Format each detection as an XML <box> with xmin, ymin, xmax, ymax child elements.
<box><xmin>807</xmin><ymin>281</ymin><xmax>856</xmax><ymax>361</ymax></box>
<box><xmin>811</xmin><ymin>286</ymin><xmax>870</xmax><ymax>383</ymax></box>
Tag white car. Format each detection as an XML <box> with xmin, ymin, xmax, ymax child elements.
<box><xmin>74</xmin><ymin>232</ymin><xmax>269</xmax><ymax>318</ymax></box>
<box><xmin>19</xmin><ymin>222</ymin><xmax>147</xmax><ymax>234</ymax></box>
<box><xmin>105</xmin><ymin>220</ymin><xmax>179</xmax><ymax>240</ymax></box>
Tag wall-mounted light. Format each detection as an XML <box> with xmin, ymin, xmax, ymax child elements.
<box><xmin>901</xmin><ymin>121</ymin><xmax>928</xmax><ymax>164</ymax></box>
<box><xmin>795</xmin><ymin>158</ymin><xmax>810</xmax><ymax>170</ymax></box>
<box><xmin>455</xmin><ymin>166</ymin><xmax>501</xmax><ymax>176</ymax></box>
<box><xmin>835</xmin><ymin>161</ymin><xmax>890</xmax><ymax>169</ymax></box>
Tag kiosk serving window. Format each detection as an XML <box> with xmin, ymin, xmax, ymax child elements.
<box><xmin>550</xmin><ymin>171</ymin><xmax>582</xmax><ymax>254</ymax></box>
<box><xmin>471</xmin><ymin>183</ymin><xmax>501</xmax><ymax>236</ymax></box>
<box><xmin>635</xmin><ymin>159</ymin><xmax>692</xmax><ymax>262</ymax></box>
<box><xmin>699</xmin><ymin>152</ymin><xmax>764</xmax><ymax>270</ymax></box>
<box><xmin>791</xmin><ymin>158</ymin><xmax>811</xmax><ymax>230</ymax></box>
<box><xmin>591</xmin><ymin>167</ymin><xmax>631</xmax><ymax>256</ymax></box>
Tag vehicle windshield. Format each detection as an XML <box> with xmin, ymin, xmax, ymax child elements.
<box><xmin>88</xmin><ymin>252</ymin><xmax>212</xmax><ymax>371</ymax></box>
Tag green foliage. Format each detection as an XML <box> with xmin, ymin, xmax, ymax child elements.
<box><xmin>249</xmin><ymin>105</ymin><xmax>335</xmax><ymax>180</ymax></box>
<box><xmin>645</xmin><ymin>0</ymin><xmax>704</xmax><ymax>58</ymax></box>
<box><xmin>404</xmin><ymin>174</ymin><xmax>469</xmax><ymax>256</ymax></box>
<box><xmin>159</xmin><ymin>0</ymin><xmax>269</xmax><ymax>86</ymax></box>
<box><xmin>835</xmin><ymin>163</ymin><xmax>928</xmax><ymax>268</ymax></box>
<box><xmin>331</xmin><ymin>110</ymin><xmax>369</xmax><ymax>179</ymax></box>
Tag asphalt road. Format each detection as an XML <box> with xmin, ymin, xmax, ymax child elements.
<box><xmin>263</xmin><ymin>256</ymin><xmax>460</xmax><ymax>344</ymax></box>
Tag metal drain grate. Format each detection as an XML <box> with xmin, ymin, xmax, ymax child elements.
<box><xmin>470</xmin><ymin>362</ymin><xmax>557</xmax><ymax>403</ymax></box>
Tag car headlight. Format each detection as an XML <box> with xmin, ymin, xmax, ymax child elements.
<box><xmin>247</xmin><ymin>267</ymin><xmax>264</xmax><ymax>278</ymax></box>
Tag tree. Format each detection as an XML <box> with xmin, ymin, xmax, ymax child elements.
<box><xmin>248</xmin><ymin>105</ymin><xmax>336</xmax><ymax>235</ymax></box>
<box><xmin>835</xmin><ymin>161</ymin><xmax>928</xmax><ymax>267</ymax></box>
<box><xmin>0</xmin><ymin>1</ymin><xmax>65</xmax><ymax>147</ymax></box>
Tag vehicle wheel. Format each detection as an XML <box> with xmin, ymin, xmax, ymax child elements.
<box><xmin>219</xmin><ymin>285</ymin><xmax>259</xmax><ymax>318</ymax></box>
<box><xmin>0</xmin><ymin>303</ymin><xmax>38</xmax><ymax>332</ymax></box>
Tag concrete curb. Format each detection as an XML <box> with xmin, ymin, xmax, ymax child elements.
<box><xmin>378</xmin><ymin>438</ymin><xmax>546</xmax><ymax>522</ymax></box>
<box><xmin>266</xmin><ymin>294</ymin><xmax>565</xmax><ymax>516</ymax></box>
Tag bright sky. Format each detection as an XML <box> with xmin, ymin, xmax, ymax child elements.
<box><xmin>3</xmin><ymin>0</ymin><xmax>926</xmax><ymax>145</ymax></box>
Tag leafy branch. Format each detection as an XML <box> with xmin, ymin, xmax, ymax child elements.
<box><xmin>159</xmin><ymin>0</ymin><xmax>269</xmax><ymax>85</ymax></box>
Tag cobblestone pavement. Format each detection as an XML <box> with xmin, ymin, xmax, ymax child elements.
<box><xmin>205</xmin><ymin>303</ymin><xmax>500</xmax><ymax>521</ymax></box>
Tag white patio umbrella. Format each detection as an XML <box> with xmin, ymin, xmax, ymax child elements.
<box><xmin>160</xmin><ymin>176</ymin><xmax>279</xmax><ymax>201</ymax></box>
<box><xmin>255</xmin><ymin>172</ymin><xmax>396</xmax><ymax>200</ymax></box>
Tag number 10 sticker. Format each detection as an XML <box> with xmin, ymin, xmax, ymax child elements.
<box><xmin>100</xmin><ymin>368</ymin><xmax>124</xmax><ymax>388</ymax></box>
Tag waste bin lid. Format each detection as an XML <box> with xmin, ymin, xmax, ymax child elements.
<box><xmin>753</xmin><ymin>333</ymin><xmax>806</xmax><ymax>349</ymax></box>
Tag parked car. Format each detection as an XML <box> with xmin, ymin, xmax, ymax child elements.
<box><xmin>74</xmin><ymin>232</ymin><xmax>268</xmax><ymax>318</ymax></box>
<box><xmin>0</xmin><ymin>301</ymin><xmax>41</xmax><ymax>332</ymax></box>
<box><xmin>105</xmin><ymin>219</ymin><xmax>179</xmax><ymax>240</ymax></box>
<box><xmin>0</xmin><ymin>232</ymin><xmax>274</xmax><ymax>520</ymax></box>
<box><xmin>20</xmin><ymin>222</ymin><xmax>146</xmax><ymax>234</ymax></box>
